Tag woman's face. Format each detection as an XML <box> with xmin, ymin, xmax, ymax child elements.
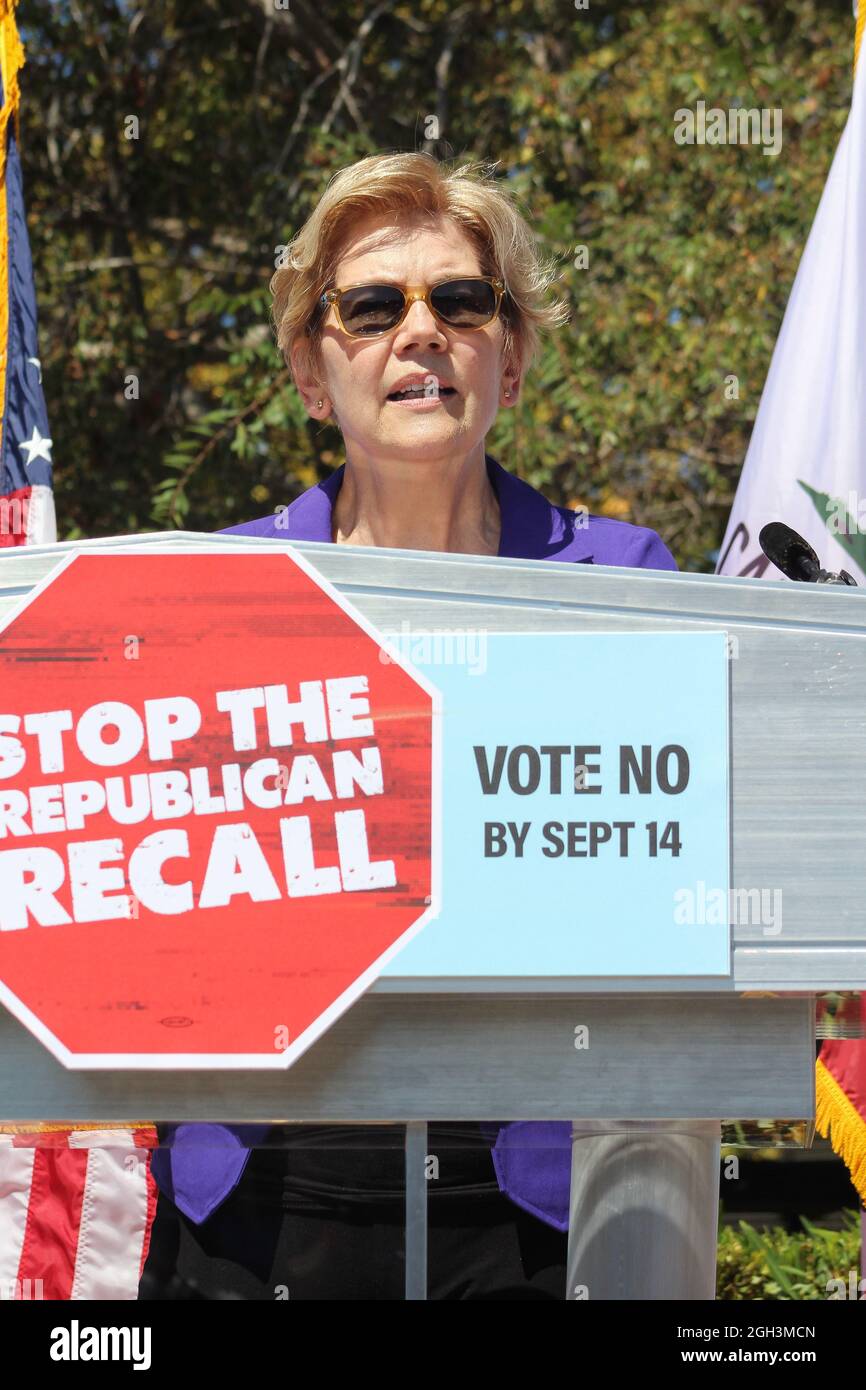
<box><xmin>294</xmin><ymin>213</ymin><xmax>519</xmax><ymax>464</ymax></box>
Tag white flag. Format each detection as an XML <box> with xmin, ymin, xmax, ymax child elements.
<box><xmin>717</xmin><ymin>31</ymin><xmax>866</xmax><ymax>582</ymax></box>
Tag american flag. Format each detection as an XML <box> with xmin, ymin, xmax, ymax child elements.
<box><xmin>0</xmin><ymin>0</ymin><xmax>55</xmax><ymax>547</ymax></box>
<box><xmin>0</xmin><ymin>1125</ymin><xmax>158</xmax><ymax>1300</ymax></box>
<box><xmin>0</xmin><ymin>8</ymin><xmax>160</xmax><ymax>1301</ymax></box>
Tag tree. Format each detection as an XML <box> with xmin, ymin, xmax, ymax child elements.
<box><xmin>18</xmin><ymin>0</ymin><xmax>856</xmax><ymax>569</ymax></box>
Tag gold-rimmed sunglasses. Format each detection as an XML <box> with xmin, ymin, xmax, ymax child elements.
<box><xmin>309</xmin><ymin>276</ymin><xmax>506</xmax><ymax>339</ymax></box>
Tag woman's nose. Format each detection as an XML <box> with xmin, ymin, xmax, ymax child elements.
<box><xmin>394</xmin><ymin>298</ymin><xmax>446</xmax><ymax>347</ymax></box>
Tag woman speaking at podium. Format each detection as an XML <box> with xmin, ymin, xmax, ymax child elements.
<box><xmin>147</xmin><ymin>151</ymin><xmax>677</xmax><ymax>1301</ymax></box>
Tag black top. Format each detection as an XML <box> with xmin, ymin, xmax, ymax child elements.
<box><xmin>252</xmin><ymin>1122</ymin><xmax>501</xmax><ymax>1215</ymax></box>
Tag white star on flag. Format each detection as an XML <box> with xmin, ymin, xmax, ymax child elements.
<box><xmin>18</xmin><ymin>426</ymin><xmax>53</xmax><ymax>467</ymax></box>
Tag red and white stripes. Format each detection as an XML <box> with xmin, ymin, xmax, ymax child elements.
<box><xmin>0</xmin><ymin>1126</ymin><xmax>158</xmax><ymax>1300</ymax></box>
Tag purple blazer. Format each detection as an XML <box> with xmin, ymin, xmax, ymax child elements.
<box><xmin>151</xmin><ymin>453</ymin><xmax>677</xmax><ymax>1233</ymax></box>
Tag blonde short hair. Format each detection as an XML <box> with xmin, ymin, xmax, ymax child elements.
<box><xmin>270</xmin><ymin>150</ymin><xmax>569</xmax><ymax>392</ymax></box>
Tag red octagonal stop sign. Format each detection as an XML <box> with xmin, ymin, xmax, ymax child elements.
<box><xmin>0</xmin><ymin>549</ymin><xmax>440</xmax><ymax>1068</ymax></box>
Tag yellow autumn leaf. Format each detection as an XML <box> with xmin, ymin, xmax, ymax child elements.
<box><xmin>188</xmin><ymin>362</ymin><xmax>232</xmax><ymax>389</ymax></box>
<box><xmin>293</xmin><ymin>464</ymin><xmax>319</xmax><ymax>490</ymax></box>
<box><xmin>599</xmin><ymin>493</ymin><xmax>631</xmax><ymax>519</ymax></box>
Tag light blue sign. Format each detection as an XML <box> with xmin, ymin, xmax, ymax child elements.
<box><xmin>382</xmin><ymin>630</ymin><xmax>730</xmax><ymax>978</ymax></box>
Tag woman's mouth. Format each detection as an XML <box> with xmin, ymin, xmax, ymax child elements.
<box><xmin>386</xmin><ymin>384</ymin><xmax>458</xmax><ymax>405</ymax></box>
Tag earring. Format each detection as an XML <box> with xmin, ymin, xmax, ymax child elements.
<box><xmin>316</xmin><ymin>399</ymin><xmax>323</xmax><ymax>408</ymax></box>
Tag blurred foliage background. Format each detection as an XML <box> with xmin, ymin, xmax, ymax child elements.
<box><xmin>17</xmin><ymin>0</ymin><xmax>859</xmax><ymax>568</ymax></box>
<box><xmin>716</xmin><ymin>1211</ymin><xmax>861</xmax><ymax>1299</ymax></box>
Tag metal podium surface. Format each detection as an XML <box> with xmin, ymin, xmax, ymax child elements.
<box><xmin>0</xmin><ymin>994</ymin><xmax>816</xmax><ymax>1120</ymax></box>
<box><xmin>0</xmin><ymin>530</ymin><xmax>862</xmax><ymax>1300</ymax></box>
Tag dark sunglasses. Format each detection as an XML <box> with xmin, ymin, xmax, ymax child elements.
<box><xmin>310</xmin><ymin>276</ymin><xmax>506</xmax><ymax>338</ymax></box>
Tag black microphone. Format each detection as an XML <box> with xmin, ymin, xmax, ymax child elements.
<box><xmin>758</xmin><ymin>522</ymin><xmax>858</xmax><ymax>586</ymax></box>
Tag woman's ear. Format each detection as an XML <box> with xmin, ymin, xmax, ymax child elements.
<box><xmin>501</xmin><ymin>370</ymin><xmax>521</xmax><ymax>406</ymax></box>
<box><xmin>499</xmin><ymin>340</ymin><xmax>521</xmax><ymax>406</ymax></box>
<box><xmin>290</xmin><ymin>340</ymin><xmax>330</xmax><ymax>418</ymax></box>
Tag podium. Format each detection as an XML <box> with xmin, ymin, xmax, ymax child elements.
<box><xmin>0</xmin><ymin>529</ymin><xmax>864</xmax><ymax>1300</ymax></box>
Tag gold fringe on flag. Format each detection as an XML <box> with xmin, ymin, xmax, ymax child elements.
<box><xmin>856</xmin><ymin>0</ymin><xmax>866</xmax><ymax>72</ymax></box>
<box><xmin>0</xmin><ymin>1122</ymin><xmax>160</xmax><ymax>1151</ymax></box>
<box><xmin>0</xmin><ymin>0</ymin><xmax>23</xmax><ymax>187</ymax></box>
<box><xmin>815</xmin><ymin>1057</ymin><xmax>866</xmax><ymax>1204</ymax></box>
<box><xmin>0</xmin><ymin>1122</ymin><xmax>156</xmax><ymax>1135</ymax></box>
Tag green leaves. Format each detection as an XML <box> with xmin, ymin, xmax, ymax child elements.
<box><xmin>22</xmin><ymin>0</ymin><xmax>856</xmax><ymax>563</ymax></box>
<box><xmin>716</xmin><ymin>1212</ymin><xmax>861</xmax><ymax>1300</ymax></box>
